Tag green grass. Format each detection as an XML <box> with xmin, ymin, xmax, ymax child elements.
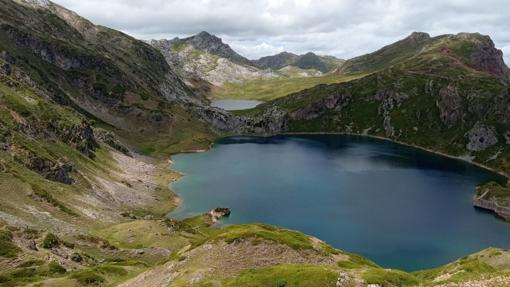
<box><xmin>71</xmin><ymin>270</ymin><xmax>105</xmax><ymax>285</ymax></box>
<box><xmin>195</xmin><ymin>264</ymin><xmax>338</xmax><ymax>287</ymax></box>
<box><xmin>210</xmin><ymin>224</ymin><xmax>315</xmax><ymax>251</ymax></box>
<box><xmin>414</xmin><ymin>248</ymin><xmax>510</xmax><ymax>284</ymax></box>
<box><xmin>42</xmin><ymin>233</ymin><xmax>61</xmax><ymax>249</ymax></box>
<box><xmin>362</xmin><ymin>268</ymin><xmax>421</xmax><ymax>286</ymax></box>
<box><xmin>0</xmin><ymin>229</ymin><xmax>20</xmax><ymax>258</ymax></box>
<box><xmin>210</xmin><ymin>73</ymin><xmax>367</xmax><ymax>101</ymax></box>
<box><xmin>48</xmin><ymin>261</ymin><xmax>67</xmax><ymax>274</ymax></box>
<box><xmin>337</xmin><ymin>252</ymin><xmax>379</xmax><ymax>269</ymax></box>
<box><xmin>95</xmin><ymin>219</ymin><xmax>192</xmax><ymax>251</ymax></box>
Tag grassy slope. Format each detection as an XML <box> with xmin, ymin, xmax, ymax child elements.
<box><xmin>210</xmin><ymin>72</ymin><xmax>366</xmax><ymax>101</ymax></box>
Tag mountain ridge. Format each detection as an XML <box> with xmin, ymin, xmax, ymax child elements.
<box><xmin>340</xmin><ymin>31</ymin><xmax>509</xmax><ymax>78</ymax></box>
<box><xmin>253</xmin><ymin>51</ymin><xmax>345</xmax><ymax>73</ymax></box>
<box><xmin>151</xmin><ymin>31</ymin><xmax>346</xmax><ymax>87</ymax></box>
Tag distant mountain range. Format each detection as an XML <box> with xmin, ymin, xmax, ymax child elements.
<box><xmin>253</xmin><ymin>51</ymin><xmax>345</xmax><ymax>73</ymax></box>
<box><xmin>150</xmin><ymin>31</ymin><xmax>345</xmax><ymax>86</ymax></box>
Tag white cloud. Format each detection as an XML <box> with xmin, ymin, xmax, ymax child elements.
<box><xmin>52</xmin><ymin>0</ymin><xmax>510</xmax><ymax>63</ymax></box>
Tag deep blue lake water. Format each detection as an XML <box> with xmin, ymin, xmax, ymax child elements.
<box><xmin>169</xmin><ymin>135</ymin><xmax>510</xmax><ymax>271</ymax></box>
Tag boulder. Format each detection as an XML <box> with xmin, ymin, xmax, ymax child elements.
<box><xmin>336</xmin><ymin>273</ymin><xmax>365</xmax><ymax>287</ymax></box>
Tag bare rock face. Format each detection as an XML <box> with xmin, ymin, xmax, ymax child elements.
<box><xmin>197</xmin><ymin>104</ymin><xmax>288</xmax><ymax>135</ymax></box>
<box><xmin>184</xmin><ymin>31</ymin><xmax>253</xmax><ymax>67</ymax></box>
<box><xmin>375</xmin><ymin>90</ymin><xmax>408</xmax><ymax>115</ymax></box>
<box><xmin>465</xmin><ymin>123</ymin><xmax>498</xmax><ymax>151</ymax></box>
<box><xmin>468</xmin><ymin>34</ymin><xmax>508</xmax><ymax>78</ymax></box>
<box><xmin>436</xmin><ymin>85</ymin><xmax>464</xmax><ymax>127</ymax></box>
<box><xmin>48</xmin><ymin>121</ymin><xmax>99</xmax><ymax>159</ymax></box>
<box><xmin>336</xmin><ymin>273</ymin><xmax>365</xmax><ymax>287</ymax></box>
<box><xmin>247</xmin><ymin>106</ymin><xmax>288</xmax><ymax>134</ymax></box>
<box><xmin>290</xmin><ymin>92</ymin><xmax>351</xmax><ymax>121</ymax></box>
<box><xmin>95</xmin><ymin>129</ymin><xmax>132</xmax><ymax>157</ymax></box>
<box><xmin>45</xmin><ymin>160</ymin><xmax>74</xmax><ymax>184</ymax></box>
<box><xmin>8</xmin><ymin>145</ymin><xmax>74</xmax><ymax>184</ymax></box>
<box><xmin>383</xmin><ymin>115</ymin><xmax>394</xmax><ymax>137</ymax></box>
<box><xmin>375</xmin><ymin>90</ymin><xmax>408</xmax><ymax>138</ymax></box>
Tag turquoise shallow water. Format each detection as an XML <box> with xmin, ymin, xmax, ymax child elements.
<box><xmin>169</xmin><ymin>135</ymin><xmax>510</xmax><ymax>271</ymax></box>
<box><xmin>210</xmin><ymin>99</ymin><xmax>262</xmax><ymax>110</ymax></box>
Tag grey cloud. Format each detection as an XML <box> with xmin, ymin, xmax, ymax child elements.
<box><xmin>52</xmin><ymin>0</ymin><xmax>510</xmax><ymax>63</ymax></box>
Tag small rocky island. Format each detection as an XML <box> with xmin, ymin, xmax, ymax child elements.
<box><xmin>208</xmin><ymin>207</ymin><xmax>231</xmax><ymax>223</ymax></box>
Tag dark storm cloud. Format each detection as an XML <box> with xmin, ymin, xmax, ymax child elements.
<box><xmin>52</xmin><ymin>0</ymin><xmax>510</xmax><ymax>63</ymax></box>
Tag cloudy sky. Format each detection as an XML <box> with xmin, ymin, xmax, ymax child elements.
<box><xmin>52</xmin><ymin>0</ymin><xmax>509</xmax><ymax>63</ymax></box>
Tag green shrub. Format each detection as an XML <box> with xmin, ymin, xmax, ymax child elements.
<box><xmin>71</xmin><ymin>270</ymin><xmax>105</xmax><ymax>285</ymax></box>
<box><xmin>0</xmin><ymin>230</ymin><xmax>20</xmax><ymax>258</ymax></box>
<box><xmin>42</xmin><ymin>233</ymin><xmax>60</xmax><ymax>249</ymax></box>
<box><xmin>48</xmin><ymin>261</ymin><xmax>66</xmax><ymax>274</ymax></box>
<box><xmin>10</xmin><ymin>267</ymin><xmax>37</xmax><ymax>279</ymax></box>
<box><xmin>0</xmin><ymin>230</ymin><xmax>13</xmax><ymax>241</ymax></box>
<box><xmin>111</xmin><ymin>84</ymin><xmax>126</xmax><ymax>97</ymax></box>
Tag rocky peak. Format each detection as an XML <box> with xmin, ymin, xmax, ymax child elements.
<box><xmin>437</xmin><ymin>33</ymin><xmax>508</xmax><ymax>79</ymax></box>
<box><xmin>182</xmin><ymin>31</ymin><xmax>253</xmax><ymax>66</ymax></box>
<box><xmin>407</xmin><ymin>31</ymin><xmax>431</xmax><ymax>42</ymax></box>
<box><xmin>194</xmin><ymin>31</ymin><xmax>216</xmax><ymax>42</ymax></box>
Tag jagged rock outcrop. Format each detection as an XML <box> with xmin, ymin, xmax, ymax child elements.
<box><xmin>196</xmin><ymin>105</ymin><xmax>287</xmax><ymax>135</ymax></box>
<box><xmin>290</xmin><ymin>91</ymin><xmax>351</xmax><ymax>120</ymax></box>
<box><xmin>436</xmin><ymin>85</ymin><xmax>464</xmax><ymax>128</ymax></box>
<box><xmin>44</xmin><ymin>160</ymin><xmax>74</xmax><ymax>184</ymax></box>
<box><xmin>463</xmin><ymin>33</ymin><xmax>508</xmax><ymax>78</ymax></box>
<box><xmin>465</xmin><ymin>123</ymin><xmax>498</xmax><ymax>152</ymax></box>
<box><xmin>473</xmin><ymin>183</ymin><xmax>510</xmax><ymax>220</ymax></box>
<box><xmin>95</xmin><ymin>129</ymin><xmax>132</xmax><ymax>157</ymax></box>
<box><xmin>245</xmin><ymin>106</ymin><xmax>288</xmax><ymax>134</ymax></box>
<box><xmin>473</xmin><ymin>196</ymin><xmax>510</xmax><ymax>220</ymax></box>
<box><xmin>8</xmin><ymin>145</ymin><xmax>74</xmax><ymax>184</ymax></box>
<box><xmin>151</xmin><ymin>36</ymin><xmax>277</xmax><ymax>86</ymax></box>
<box><xmin>49</xmin><ymin>122</ymin><xmax>99</xmax><ymax>159</ymax></box>
<box><xmin>180</xmin><ymin>31</ymin><xmax>253</xmax><ymax>66</ymax></box>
